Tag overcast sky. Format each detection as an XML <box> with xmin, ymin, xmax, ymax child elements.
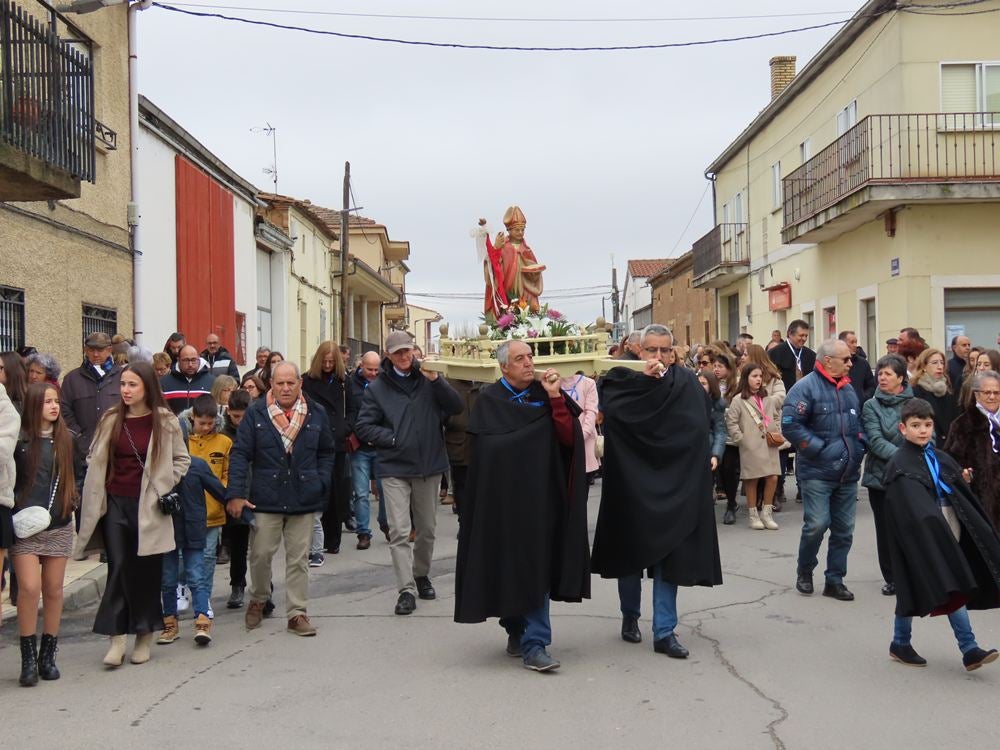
<box><xmin>139</xmin><ymin>0</ymin><xmax>856</xmax><ymax>329</ymax></box>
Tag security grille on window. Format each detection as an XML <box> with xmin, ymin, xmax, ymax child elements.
<box><xmin>0</xmin><ymin>286</ymin><xmax>26</xmax><ymax>351</ymax></box>
<box><xmin>82</xmin><ymin>304</ymin><xmax>117</xmax><ymax>339</ymax></box>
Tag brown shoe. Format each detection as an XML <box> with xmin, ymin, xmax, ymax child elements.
<box><xmin>157</xmin><ymin>616</ymin><xmax>180</xmax><ymax>644</ymax></box>
<box><xmin>357</xmin><ymin>534</ymin><xmax>371</xmax><ymax>550</ymax></box>
<box><xmin>245</xmin><ymin>600</ymin><xmax>266</xmax><ymax>630</ymax></box>
<box><xmin>194</xmin><ymin>614</ymin><xmax>213</xmax><ymax>645</ymax></box>
<box><xmin>287</xmin><ymin>614</ymin><xmax>317</xmax><ymax>637</ymax></box>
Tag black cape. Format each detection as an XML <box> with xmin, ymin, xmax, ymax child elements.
<box><xmin>454</xmin><ymin>380</ymin><xmax>591</xmax><ymax>623</ymax></box>
<box><xmin>592</xmin><ymin>366</ymin><xmax>722</xmax><ymax>586</ymax></box>
<box><xmin>883</xmin><ymin>441</ymin><xmax>1000</xmax><ymax>618</ymax></box>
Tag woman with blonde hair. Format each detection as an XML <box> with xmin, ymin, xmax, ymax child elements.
<box><xmin>911</xmin><ymin>348</ymin><xmax>957</xmax><ymax>447</ymax></box>
<box><xmin>210</xmin><ymin>375</ymin><xmax>238</xmax><ymax>414</ymax></box>
<box><xmin>302</xmin><ymin>342</ymin><xmax>355</xmax><ymax>555</ymax></box>
<box><xmin>74</xmin><ymin>362</ymin><xmax>189</xmax><ymax>668</ymax></box>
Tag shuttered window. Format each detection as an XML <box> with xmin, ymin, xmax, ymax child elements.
<box><xmin>942</xmin><ymin>64</ymin><xmax>977</xmax><ymax>112</ymax></box>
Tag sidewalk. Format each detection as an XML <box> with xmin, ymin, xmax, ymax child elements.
<box><xmin>2</xmin><ymin>554</ymin><xmax>106</xmax><ymax>614</ymax></box>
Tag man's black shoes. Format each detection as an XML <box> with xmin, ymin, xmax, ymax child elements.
<box><xmin>394</xmin><ymin>592</ymin><xmax>416</xmax><ymax>615</ymax></box>
<box><xmin>881</xmin><ymin>582</ymin><xmax>896</xmax><ymax>596</ymax></box>
<box><xmin>822</xmin><ymin>583</ymin><xmax>855</xmax><ymax>601</ymax></box>
<box><xmin>795</xmin><ymin>572</ymin><xmax>814</xmax><ymax>595</ymax></box>
<box><xmin>722</xmin><ymin>507</ymin><xmax>736</xmax><ymax>525</ymax></box>
<box><xmin>653</xmin><ymin>634</ymin><xmax>688</xmax><ymax>659</ymax></box>
<box><xmin>506</xmin><ymin>633</ymin><xmax>522</xmax><ymax>657</ymax></box>
<box><xmin>889</xmin><ymin>643</ymin><xmax>927</xmax><ymax>667</ymax></box>
<box><xmin>963</xmin><ymin>647</ymin><xmax>998</xmax><ymax>672</ymax></box>
<box><xmin>621</xmin><ymin>616</ymin><xmax>641</xmax><ymax>644</ymax></box>
<box><xmin>415</xmin><ymin>576</ymin><xmax>436</xmax><ymax>600</ymax></box>
<box><xmin>523</xmin><ymin>648</ymin><xmax>560</xmax><ymax>672</ymax></box>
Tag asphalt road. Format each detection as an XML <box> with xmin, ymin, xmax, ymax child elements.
<box><xmin>1</xmin><ymin>484</ymin><xmax>997</xmax><ymax>749</ymax></box>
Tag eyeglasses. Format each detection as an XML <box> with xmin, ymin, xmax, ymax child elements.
<box><xmin>826</xmin><ymin>356</ymin><xmax>852</xmax><ymax>363</ymax></box>
<box><xmin>179</xmin><ymin>357</ymin><xmax>200</xmax><ymax>364</ymax></box>
<box><xmin>976</xmin><ymin>390</ymin><xmax>1000</xmax><ymax>398</ymax></box>
<box><xmin>644</xmin><ymin>347</ymin><xmax>673</xmax><ymax>354</ymax></box>
<box><xmin>698</xmin><ymin>359</ymin><xmax>711</xmax><ymax>366</ymax></box>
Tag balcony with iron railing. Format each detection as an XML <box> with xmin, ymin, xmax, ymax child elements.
<box><xmin>384</xmin><ymin>283</ymin><xmax>406</xmax><ymax>321</ymax></box>
<box><xmin>0</xmin><ymin>0</ymin><xmax>100</xmax><ymax>200</ymax></box>
<box><xmin>782</xmin><ymin>112</ymin><xmax>1000</xmax><ymax>244</ymax></box>
<box><xmin>691</xmin><ymin>222</ymin><xmax>750</xmax><ymax>289</ymax></box>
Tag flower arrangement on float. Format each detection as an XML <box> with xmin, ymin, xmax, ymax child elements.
<box><xmin>486</xmin><ymin>300</ymin><xmax>581</xmax><ymax>341</ymax></box>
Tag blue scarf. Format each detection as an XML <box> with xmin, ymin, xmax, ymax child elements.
<box><xmin>923</xmin><ymin>445</ymin><xmax>953</xmax><ymax>507</ymax></box>
<box><xmin>500</xmin><ymin>377</ymin><xmax>545</xmax><ymax>407</ymax></box>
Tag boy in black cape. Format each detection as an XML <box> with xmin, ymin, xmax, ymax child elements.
<box><xmin>591</xmin><ymin>324</ymin><xmax>722</xmax><ymax>659</ymax></box>
<box><xmin>883</xmin><ymin>398</ymin><xmax>1000</xmax><ymax>671</ymax></box>
<box><xmin>454</xmin><ymin>340</ymin><xmax>590</xmax><ymax>673</ymax></box>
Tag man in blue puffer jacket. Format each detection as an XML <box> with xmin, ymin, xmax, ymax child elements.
<box><xmin>782</xmin><ymin>338</ymin><xmax>865</xmax><ymax>602</ymax></box>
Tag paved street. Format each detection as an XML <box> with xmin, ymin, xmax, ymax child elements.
<box><xmin>2</xmin><ymin>484</ymin><xmax>997</xmax><ymax>749</ymax></box>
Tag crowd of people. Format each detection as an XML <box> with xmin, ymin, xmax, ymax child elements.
<box><xmin>1</xmin><ymin>319</ymin><xmax>999</xmax><ymax>682</ymax></box>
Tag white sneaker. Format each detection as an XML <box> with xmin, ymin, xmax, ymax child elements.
<box><xmin>206</xmin><ymin>606</ymin><xmax>214</xmax><ymax>620</ymax></box>
<box><xmin>176</xmin><ymin>585</ymin><xmax>190</xmax><ymax>614</ymax></box>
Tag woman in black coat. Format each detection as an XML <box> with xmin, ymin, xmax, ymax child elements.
<box><xmin>911</xmin><ymin>348</ymin><xmax>957</xmax><ymax>447</ymax></box>
<box><xmin>945</xmin><ymin>370</ymin><xmax>1000</xmax><ymax>532</ymax></box>
<box><xmin>302</xmin><ymin>342</ymin><xmax>355</xmax><ymax>554</ymax></box>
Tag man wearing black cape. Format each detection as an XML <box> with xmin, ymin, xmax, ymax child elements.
<box><xmin>454</xmin><ymin>340</ymin><xmax>590</xmax><ymax>672</ymax></box>
<box><xmin>882</xmin><ymin>398</ymin><xmax>1000</xmax><ymax>671</ymax></box>
<box><xmin>592</xmin><ymin>324</ymin><xmax>722</xmax><ymax>658</ymax></box>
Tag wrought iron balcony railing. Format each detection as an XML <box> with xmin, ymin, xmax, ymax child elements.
<box><xmin>692</xmin><ymin>223</ymin><xmax>749</xmax><ymax>281</ymax></box>
<box><xmin>782</xmin><ymin>112</ymin><xmax>1000</xmax><ymax>228</ymax></box>
<box><xmin>0</xmin><ymin>0</ymin><xmax>97</xmax><ymax>183</ymax></box>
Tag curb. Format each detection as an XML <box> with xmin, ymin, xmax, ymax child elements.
<box><xmin>63</xmin><ymin>564</ymin><xmax>108</xmax><ymax>612</ymax></box>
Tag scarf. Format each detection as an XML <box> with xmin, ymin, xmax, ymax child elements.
<box><xmin>916</xmin><ymin>374</ymin><xmax>948</xmax><ymax>397</ymax></box>
<box><xmin>751</xmin><ymin>394</ymin><xmax>772</xmax><ymax>428</ymax></box>
<box><xmin>923</xmin><ymin>445</ymin><xmax>953</xmax><ymax>507</ymax></box>
<box><xmin>976</xmin><ymin>403</ymin><xmax>1000</xmax><ymax>454</ymax></box>
<box><xmin>266</xmin><ymin>391</ymin><xmax>308</xmax><ymax>453</ymax></box>
<box><xmin>500</xmin><ymin>377</ymin><xmax>545</xmax><ymax>407</ymax></box>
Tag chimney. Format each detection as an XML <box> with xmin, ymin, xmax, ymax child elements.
<box><xmin>769</xmin><ymin>56</ymin><xmax>796</xmax><ymax>101</ymax></box>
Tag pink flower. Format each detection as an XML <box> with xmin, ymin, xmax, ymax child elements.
<box><xmin>527</xmin><ymin>328</ymin><xmax>539</xmax><ymax>338</ymax></box>
<box><xmin>546</xmin><ymin>309</ymin><xmax>564</xmax><ymax>321</ymax></box>
<box><xmin>497</xmin><ymin>313</ymin><xmax>516</xmax><ymax>328</ymax></box>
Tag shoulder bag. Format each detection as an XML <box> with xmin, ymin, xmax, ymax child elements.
<box><xmin>744</xmin><ymin>399</ymin><xmax>785</xmax><ymax>448</ymax></box>
<box><xmin>123</xmin><ymin>421</ymin><xmax>182</xmax><ymax>515</ymax></box>
<box><xmin>12</xmin><ymin>472</ymin><xmax>58</xmax><ymax>539</ymax></box>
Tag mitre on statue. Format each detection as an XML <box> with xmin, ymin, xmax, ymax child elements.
<box><xmin>502</xmin><ymin>205</ymin><xmax>527</xmax><ymax>229</ymax></box>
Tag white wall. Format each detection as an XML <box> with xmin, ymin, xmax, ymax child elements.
<box><xmin>137</xmin><ymin>127</ymin><xmax>178</xmax><ymax>352</ymax></box>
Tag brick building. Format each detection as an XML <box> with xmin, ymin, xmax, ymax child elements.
<box><xmin>649</xmin><ymin>251</ymin><xmax>717</xmax><ymax>347</ymax></box>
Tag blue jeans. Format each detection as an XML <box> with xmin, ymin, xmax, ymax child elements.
<box><xmin>351</xmin><ymin>449</ymin><xmax>383</xmax><ymax>535</ymax></box>
<box><xmin>797</xmin><ymin>478</ymin><xmax>858</xmax><ymax>584</ymax></box>
<box><xmin>894</xmin><ymin>606</ymin><xmax>978</xmax><ymax>655</ymax></box>
<box><xmin>500</xmin><ymin>597</ymin><xmax>552</xmax><ymax>659</ymax></box>
<box><xmin>619</xmin><ymin>569</ymin><xmax>679</xmax><ymax>641</ymax></box>
<box><xmin>162</xmin><ymin>546</ymin><xmax>208</xmax><ymax>617</ymax></box>
<box><xmin>202</xmin><ymin>527</ymin><xmax>221</xmax><ymax>605</ymax></box>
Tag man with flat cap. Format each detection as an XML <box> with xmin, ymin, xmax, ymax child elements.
<box><xmin>60</xmin><ymin>331</ymin><xmax>123</xmax><ymax>454</ymax></box>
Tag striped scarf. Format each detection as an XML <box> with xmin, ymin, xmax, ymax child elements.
<box><xmin>267</xmin><ymin>391</ymin><xmax>308</xmax><ymax>453</ymax></box>
<box><xmin>976</xmin><ymin>403</ymin><xmax>1000</xmax><ymax>454</ymax></box>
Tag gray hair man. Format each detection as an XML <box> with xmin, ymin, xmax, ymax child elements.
<box><xmin>226</xmin><ymin>361</ymin><xmax>335</xmax><ymax>636</ymax></box>
<box><xmin>355</xmin><ymin>331</ymin><xmax>463</xmax><ymax>615</ymax></box>
<box><xmin>782</xmin><ymin>339</ymin><xmax>865</xmax><ymax>601</ymax></box>
<box><xmin>59</xmin><ymin>331</ymin><xmax>123</xmax><ymax>453</ymax></box>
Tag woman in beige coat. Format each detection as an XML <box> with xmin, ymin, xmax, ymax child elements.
<box><xmin>74</xmin><ymin>362</ymin><xmax>189</xmax><ymax>668</ymax></box>
<box><xmin>726</xmin><ymin>363</ymin><xmax>782</xmax><ymax>531</ymax></box>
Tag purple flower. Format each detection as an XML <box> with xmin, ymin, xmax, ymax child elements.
<box><xmin>527</xmin><ymin>328</ymin><xmax>539</xmax><ymax>338</ymax></box>
<box><xmin>497</xmin><ymin>313</ymin><xmax>516</xmax><ymax>328</ymax></box>
<box><xmin>546</xmin><ymin>309</ymin><xmax>564</xmax><ymax>321</ymax></box>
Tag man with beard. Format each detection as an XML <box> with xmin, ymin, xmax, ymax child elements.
<box><xmin>592</xmin><ymin>323</ymin><xmax>722</xmax><ymax>659</ymax></box>
<box><xmin>454</xmin><ymin>340</ymin><xmax>590</xmax><ymax>672</ymax></box>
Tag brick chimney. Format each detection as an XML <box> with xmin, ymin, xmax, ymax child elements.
<box><xmin>769</xmin><ymin>56</ymin><xmax>796</xmax><ymax>100</ymax></box>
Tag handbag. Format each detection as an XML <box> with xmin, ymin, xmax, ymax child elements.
<box><xmin>595</xmin><ymin>433</ymin><xmax>605</xmax><ymax>460</ymax></box>
<box><xmin>743</xmin><ymin>400</ymin><xmax>785</xmax><ymax>448</ymax></box>
<box><xmin>123</xmin><ymin>421</ymin><xmax>181</xmax><ymax>516</ymax></box>
<box><xmin>12</xmin><ymin>473</ymin><xmax>59</xmax><ymax>539</ymax></box>
<box><xmin>345</xmin><ymin>432</ymin><xmax>362</xmax><ymax>453</ymax></box>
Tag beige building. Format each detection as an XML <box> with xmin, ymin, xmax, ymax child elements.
<box><xmin>697</xmin><ymin>0</ymin><xmax>1000</xmax><ymax>353</ymax></box>
<box><xmin>1</xmin><ymin>2</ymin><xmax>132</xmax><ymax>369</ymax></box>
<box><xmin>407</xmin><ymin>303</ymin><xmax>443</xmax><ymax>354</ymax></box>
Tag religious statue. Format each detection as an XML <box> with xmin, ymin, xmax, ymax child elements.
<box><xmin>472</xmin><ymin>205</ymin><xmax>546</xmax><ymax>319</ymax></box>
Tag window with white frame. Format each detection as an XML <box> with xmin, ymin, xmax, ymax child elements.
<box><xmin>941</xmin><ymin>63</ymin><xmax>1000</xmax><ymax>113</ymax></box>
<box><xmin>836</xmin><ymin>100</ymin><xmax>858</xmax><ymax>136</ymax></box>
<box><xmin>771</xmin><ymin>161</ymin><xmax>782</xmax><ymax>210</ymax></box>
<box><xmin>800</xmin><ymin>138</ymin><xmax>812</xmax><ymax>163</ymax></box>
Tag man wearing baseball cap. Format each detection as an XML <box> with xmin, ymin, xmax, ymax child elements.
<box><xmin>60</xmin><ymin>331</ymin><xmax>123</xmax><ymax>454</ymax></box>
<box><xmin>355</xmin><ymin>330</ymin><xmax>463</xmax><ymax>615</ymax></box>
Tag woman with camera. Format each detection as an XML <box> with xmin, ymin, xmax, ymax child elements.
<box><xmin>74</xmin><ymin>362</ymin><xmax>189</xmax><ymax>668</ymax></box>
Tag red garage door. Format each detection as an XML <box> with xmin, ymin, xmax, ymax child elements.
<box><xmin>175</xmin><ymin>155</ymin><xmax>236</xmax><ymax>353</ymax></box>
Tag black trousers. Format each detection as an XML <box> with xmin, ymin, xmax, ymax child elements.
<box><xmin>321</xmin><ymin>452</ymin><xmax>352</xmax><ymax>549</ymax></box>
<box><xmin>720</xmin><ymin>445</ymin><xmax>741</xmax><ymax>511</ymax></box>
<box><xmin>226</xmin><ymin>523</ymin><xmax>251</xmax><ymax>587</ymax></box>
<box><xmin>451</xmin><ymin>464</ymin><xmax>468</xmax><ymax>520</ymax></box>
<box><xmin>93</xmin><ymin>494</ymin><xmax>163</xmax><ymax>636</ymax></box>
<box><xmin>867</xmin><ymin>488</ymin><xmax>893</xmax><ymax>584</ymax></box>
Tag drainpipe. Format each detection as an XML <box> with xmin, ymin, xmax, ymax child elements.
<box><xmin>128</xmin><ymin>0</ymin><xmax>153</xmax><ymax>346</ymax></box>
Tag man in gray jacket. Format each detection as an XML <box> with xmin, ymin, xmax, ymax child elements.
<box><xmin>59</xmin><ymin>332</ymin><xmax>123</xmax><ymax>453</ymax></box>
<box><xmin>356</xmin><ymin>331</ymin><xmax>463</xmax><ymax>615</ymax></box>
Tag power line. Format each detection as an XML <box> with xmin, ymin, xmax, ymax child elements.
<box><xmin>165</xmin><ymin>3</ymin><xmax>861</xmax><ymax>24</ymax></box>
<box><xmin>150</xmin><ymin>3</ymin><xmax>894</xmax><ymax>52</ymax></box>
<box><xmin>668</xmin><ymin>182</ymin><xmax>711</xmax><ymax>256</ymax></box>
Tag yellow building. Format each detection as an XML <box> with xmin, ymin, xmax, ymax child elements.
<box><xmin>1</xmin><ymin>1</ymin><xmax>132</xmax><ymax>368</ymax></box>
<box><xmin>407</xmin><ymin>303</ymin><xmax>443</xmax><ymax>354</ymax></box>
<box><xmin>697</xmin><ymin>0</ymin><xmax>1000</xmax><ymax>354</ymax></box>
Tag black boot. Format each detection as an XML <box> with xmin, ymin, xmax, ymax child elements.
<box><xmin>38</xmin><ymin>633</ymin><xmax>60</xmax><ymax>681</ymax></box>
<box><xmin>19</xmin><ymin>635</ymin><xmax>38</xmax><ymax>687</ymax></box>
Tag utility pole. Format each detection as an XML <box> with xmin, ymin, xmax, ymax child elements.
<box><xmin>339</xmin><ymin>161</ymin><xmax>351</xmax><ymax>349</ymax></box>
<box><xmin>611</xmin><ymin>261</ymin><xmax>621</xmax><ymax>338</ymax></box>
